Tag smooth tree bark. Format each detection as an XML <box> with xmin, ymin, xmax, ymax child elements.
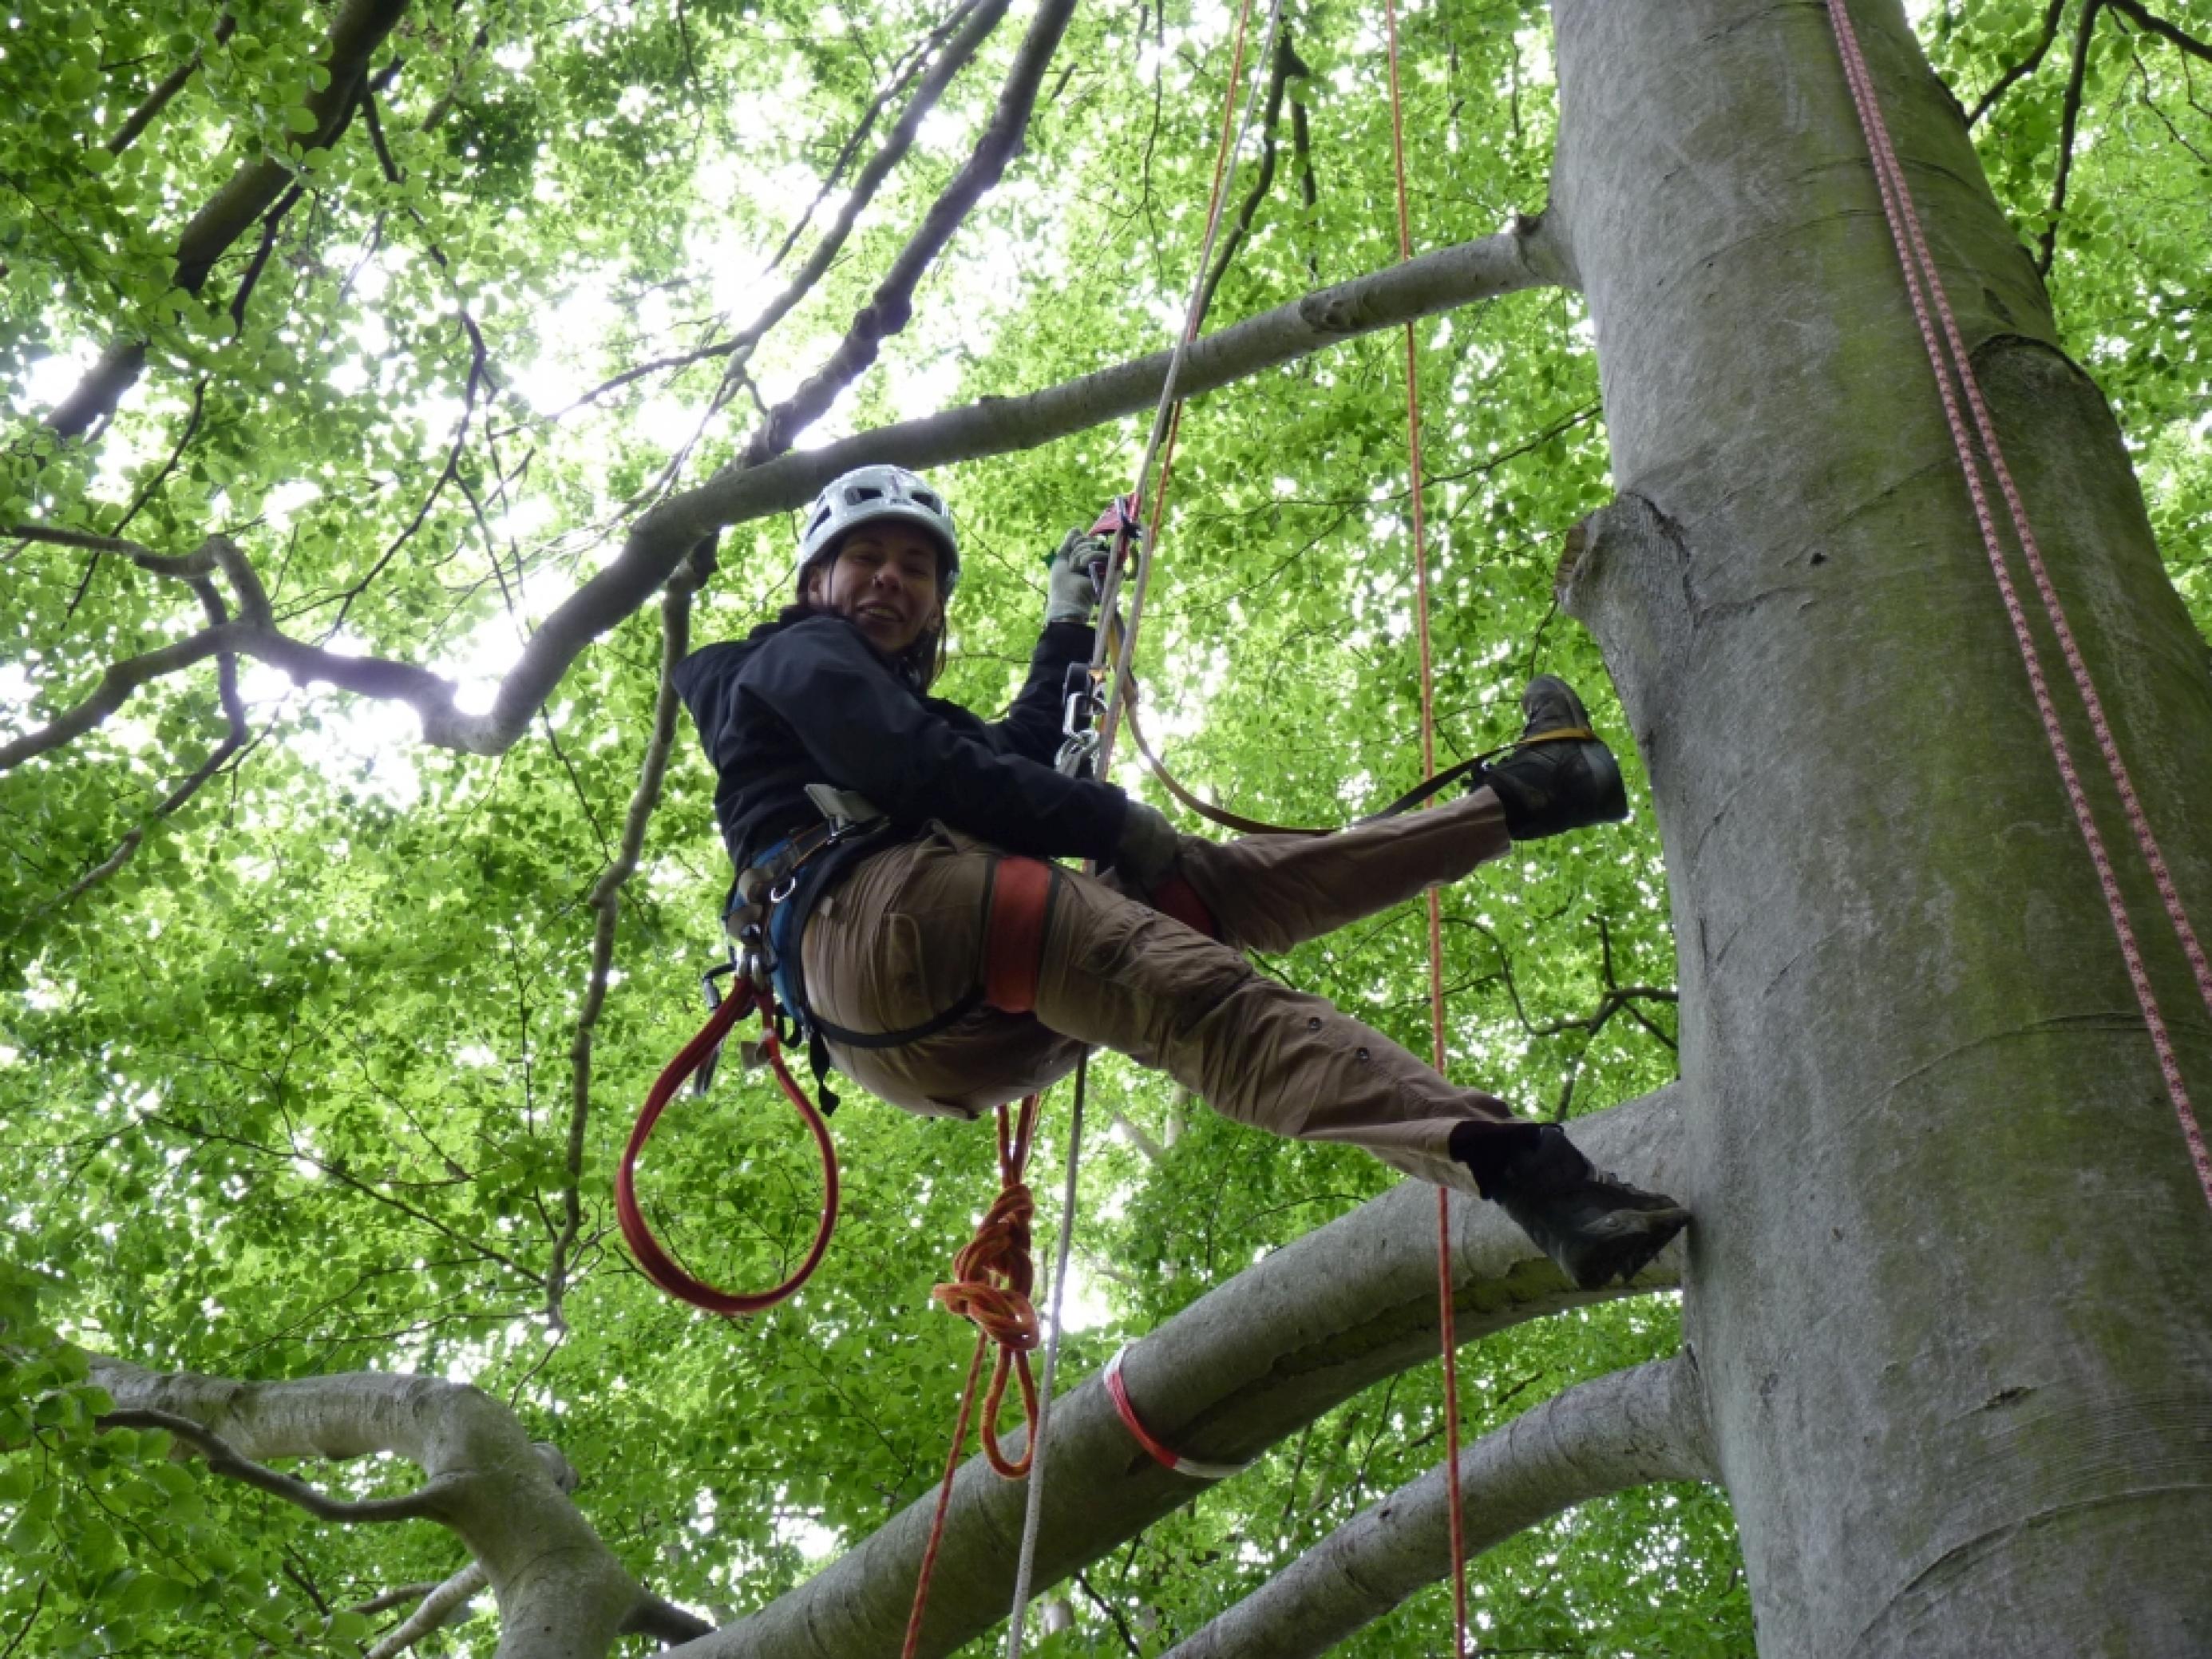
<box><xmin>675</xmin><ymin>1091</ymin><xmax>1686</xmax><ymax>1659</ymax></box>
<box><xmin>1163</xmin><ymin>1352</ymin><xmax>1715</xmax><ymax>1658</ymax></box>
<box><xmin>90</xmin><ymin>1356</ymin><xmax>699</xmax><ymax>1659</ymax></box>
<box><xmin>46</xmin><ymin>3</ymin><xmax>2212</xmax><ymax>1653</ymax></box>
<box><xmin>1549</xmin><ymin>0</ymin><xmax>2212</xmax><ymax>1653</ymax></box>
<box><xmin>78</xmin><ymin>1093</ymin><xmax>1683</xmax><ymax>1659</ymax></box>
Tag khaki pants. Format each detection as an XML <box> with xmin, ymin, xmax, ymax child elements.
<box><xmin>799</xmin><ymin>789</ymin><xmax>1519</xmax><ymax>1193</ymax></box>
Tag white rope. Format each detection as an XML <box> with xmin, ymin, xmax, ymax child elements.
<box><xmin>1087</xmin><ymin>0</ymin><xmax>1288</xmax><ymax>782</ymax></box>
<box><xmin>1003</xmin><ymin>14</ymin><xmax>1286</xmax><ymax>1652</ymax></box>
<box><xmin>1000</xmin><ymin>1055</ymin><xmax>1090</xmax><ymax>1658</ymax></box>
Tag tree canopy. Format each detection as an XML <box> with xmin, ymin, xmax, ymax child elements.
<box><xmin>3</xmin><ymin>0</ymin><xmax>2207</xmax><ymax>1653</ymax></box>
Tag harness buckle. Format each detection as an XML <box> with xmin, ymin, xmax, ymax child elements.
<box><xmin>804</xmin><ymin>782</ymin><xmax>884</xmax><ymax>840</ymax></box>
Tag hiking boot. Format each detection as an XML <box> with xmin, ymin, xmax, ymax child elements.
<box><xmin>1477</xmin><ymin>1123</ymin><xmax>1688</xmax><ymax>1290</ymax></box>
<box><xmin>1477</xmin><ymin>675</ymin><xmax>1628</xmax><ymax>841</ymax></box>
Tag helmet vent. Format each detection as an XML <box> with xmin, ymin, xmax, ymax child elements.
<box><xmin>845</xmin><ymin>485</ymin><xmax>884</xmax><ymax>504</ymax></box>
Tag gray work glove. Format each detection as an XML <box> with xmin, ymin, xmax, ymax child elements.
<box><xmin>1045</xmin><ymin>529</ymin><xmax>1112</xmax><ymax>626</ymax></box>
<box><xmin>1113</xmin><ymin>799</ymin><xmax>1181</xmax><ymax>893</ymax></box>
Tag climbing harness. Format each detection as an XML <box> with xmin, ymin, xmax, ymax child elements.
<box><xmin>1823</xmin><ymin>0</ymin><xmax>2212</xmax><ymax>1211</ymax></box>
<box><xmin>619</xmin><ymin>807</ymin><xmax>1064</xmax><ymax>1318</ymax></box>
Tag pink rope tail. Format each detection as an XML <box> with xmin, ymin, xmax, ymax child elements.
<box><xmin>1824</xmin><ymin>0</ymin><xmax>2212</xmax><ymax>1209</ymax></box>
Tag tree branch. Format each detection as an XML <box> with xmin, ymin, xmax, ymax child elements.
<box><xmin>227</xmin><ymin>181</ymin><xmax>309</xmax><ymax>331</ymax></box>
<box><xmin>44</xmin><ymin>0</ymin><xmax>414</xmax><ymax>439</ymax></box>
<box><xmin>105</xmin><ymin>14</ymin><xmax>239</xmax><ymax>156</ymax></box>
<box><xmin>1159</xmin><ymin>1354</ymin><xmax>1715</xmax><ymax>1657</ymax></box>
<box><xmin>89</xmin><ymin>1357</ymin><xmax>645</xmax><ymax>1659</ymax></box>
<box><xmin>350</xmin><ymin>1581</ymin><xmax>446</xmax><ymax>1618</ymax></box>
<box><xmin>97</xmin><ymin>1408</ymin><xmax>465</xmax><ymax>1522</ymax></box>
<box><xmin>1969</xmin><ymin>0</ymin><xmax>2072</xmax><ymax>126</ymax></box>
<box><xmin>1194</xmin><ymin>29</ymin><xmax>1306</xmax><ymax>327</ymax></box>
<box><xmin>768</xmin><ymin>0</ymin><xmax>983</xmax><ymax>274</ymax></box>
<box><xmin>623</xmin><ymin>1594</ymin><xmax>716</xmax><ymax>1644</ymax></box>
<box><xmin>14</xmin><ymin>223</ymin><xmax>1565</xmax><ymax>774</ymax></box>
<box><xmin>2037</xmin><ymin>0</ymin><xmax>2104</xmax><ymax>275</ymax></box>
<box><xmin>743</xmin><ymin>0</ymin><xmax>1078</xmax><ymax>461</ymax></box>
<box><xmin>2103</xmin><ymin>0</ymin><xmax>2212</xmax><ymax>62</ymax></box>
<box><xmin>542</xmin><ymin>0</ymin><xmax>1010</xmax><ymax>425</ymax></box>
<box><xmin>363</xmin><ymin>1562</ymin><xmax>487</xmax><ymax>1659</ymax></box>
<box><xmin>671</xmin><ymin>1087</ymin><xmax>1685</xmax><ymax>1659</ymax></box>
<box><xmin>487</xmin><ymin>220</ymin><xmax>1562</xmax><ymax>761</ymax></box>
<box><xmin>548</xmin><ymin>565</ymin><xmax>702</xmax><ymax>1331</ymax></box>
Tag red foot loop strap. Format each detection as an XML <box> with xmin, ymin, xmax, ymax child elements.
<box><xmin>931</xmin><ymin>1096</ymin><xmax>1044</xmax><ymax>1479</ymax></box>
<box><xmin>1150</xmin><ymin>872</ymin><xmax>1219</xmax><ymax>940</ymax></box>
<box><xmin>983</xmin><ymin>857</ymin><xmax>1056</xmax><ymax>1015</ymax></box>
<box><xmin>616</xmin><ymin>983</ymin><xmax>841</xmax><ymax>1317</ymax></box>
<box><xmin>1102</xmin><ymin>1346</ymin><xmax>1250</xmax><ymax>1481</ymax></box>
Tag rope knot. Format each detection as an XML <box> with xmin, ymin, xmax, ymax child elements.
<box><xmin>928</xmin><ymin>1102</ymin><xmax>1044</xmax><ymax>1478</ymax></box>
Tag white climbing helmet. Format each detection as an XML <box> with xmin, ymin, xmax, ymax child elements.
<box><xmin>793</xmin><ymin>464</ymin><xmax>960</xmax><ymax>600</ymax></box>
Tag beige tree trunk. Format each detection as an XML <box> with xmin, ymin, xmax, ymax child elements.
<box><xmin>1551</xmin><ymin>1</ymin><xmax>2212</xmax><ymax>1653</ymax></box>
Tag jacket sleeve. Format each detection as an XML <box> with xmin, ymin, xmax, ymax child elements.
<box><xmin>738</xmin><ymin>616</ymin><xmax>1128</xmax><ymax>862</ymax></box>
<box><xmin>979</xmin><ymin>620</ymin><xmax>1096</xmax><ymax>767</ymax></box>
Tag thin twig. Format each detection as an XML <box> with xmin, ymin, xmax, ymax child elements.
<box><xmin>546</xmin><ymin>567</ymin><xmax>699</xmax><ymax>1330</ymax></box>
<box><xmin>2102</xmin><ymin>0</ymin><xmax>2212</xmax><ymax>61</ymax></box>
<box><xmin>1969</xmin><ymin>0</ymin><xmax>2072</xmax><ymax>125</ymax></box>
<box><xmin>106</xmin><ymin>15</ymin><xmax>238</xmax><ymax>156</ymax></box>
<box><xmin>1073</xmin><ymin>1570</ymin><xmax>1145</xmax><ymax>1656</ymax></box>
<box><xmin>2038</xmin><ymin>0</ymin><xmax>2105</xmax><ymax>275</ymax></box>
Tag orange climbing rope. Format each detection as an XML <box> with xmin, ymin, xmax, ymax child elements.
<box><xmin>1380</xmin><ymin>0</ymin><xmax>1471</xmax><ymax>1649</ymax></box>
<box><xmin>1824</xmin><ymin>0</ymin><xmax>2212</xmax><ymax>1211</ymax></box>
<box><xmin>902</xmin><ymin>1092</ymin><xmax>1044</xmax><ymax>1659</ymax></box>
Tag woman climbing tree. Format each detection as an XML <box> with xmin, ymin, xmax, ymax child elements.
<box><xmin>671</xmin><ymin>464</ymin><xmax>1688</xmax><ymax>1289</ymax></box>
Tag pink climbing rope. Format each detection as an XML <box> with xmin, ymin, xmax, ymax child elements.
<box><xmin>1824</xmin><ymin>0</ymin><xmax>2212</xmax><ymax>1209</ymax></box>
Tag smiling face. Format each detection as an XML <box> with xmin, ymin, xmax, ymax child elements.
<box><xmin>803</xmin><ymin>522</ymin><xmax>947</xmax><ymax>657</ymax></box>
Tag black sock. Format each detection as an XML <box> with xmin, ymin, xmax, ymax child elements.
<box><xmin>1448</xmin><ymin>1120</ymin><xmax>1545</xmax><ymax>1198</ymax></box>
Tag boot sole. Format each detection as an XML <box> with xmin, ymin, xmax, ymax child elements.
<box><xmin>1565</xmin><ymin>1206</ymin><xmax>1689</xmax><ymax>1290</ymax></box>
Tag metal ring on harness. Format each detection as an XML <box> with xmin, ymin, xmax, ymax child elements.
<box><xmin>616</xmin><ymin>978</ymin><xmax>841</xmax><ymax>1317</ymax></box>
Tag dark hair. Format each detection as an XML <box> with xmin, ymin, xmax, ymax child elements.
<box><xmin>791</xmin><ymin>531</ymin><xmax>952</xmax><ymax>691</ymax></box>
<box><xmin>766</xmin><ymin>599</ymin><xmax>947</xmax><ymax>693</ymax></box>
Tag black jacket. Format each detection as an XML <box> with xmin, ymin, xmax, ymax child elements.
<box><xmin>672</xmin><ymin>612</ymin><xmax>1128</xmax><ymax>897</ymax></box>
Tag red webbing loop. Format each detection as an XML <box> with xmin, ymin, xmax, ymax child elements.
<box><xmin>1825</xmin><ymin>1</ymin><xmax>2212</xmax><ymax>1210</ymax></box>
<box><xmin>981</xmin><ymin>857</ymin><xmax>1055</xmax><ymax>1016</ymax></box>
<box><xmin>1150</xmin><ymin>871</ymin><xmax>1220</xmax><ymax>940</ymax></box>
<box><xmin>1102</xmin><ymin>1346</ymin><xmax>1251</xmax><ymax>1482</ymax></box>
<box><xmin>928</xmin><ymin>1095</ymin><xmax>1043</xmax><ymax>1479</ymax></box>
<box><xmin>615</xmin><ymin>982</ymin><xmax>841</xmax><ymax>1317</ymax></box>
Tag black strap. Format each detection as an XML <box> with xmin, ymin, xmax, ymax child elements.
<box><xmin>1354</xmin><ymin>754</ymin><xmax>1489</xmax><ymax>825</ymax></box>
<box><xmin>794</xmin><ymin>852</ymin><xmax>1007</xmax><ymax>1056</ymax></box>
<box><xmin>805</xmin><ymin>984</ymin><xmax>987</xmax><ymax>1051</ymax></box>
